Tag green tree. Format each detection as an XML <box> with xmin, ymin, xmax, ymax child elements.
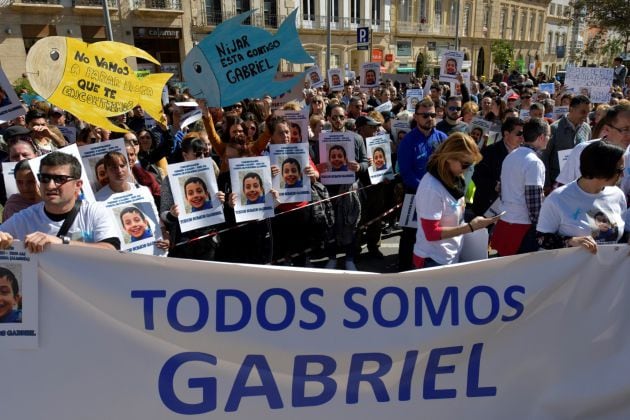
<box><xmin>601</xmin><ymin>38</ymin><xmax>624</xmax><ymax>64</ymax></box>
<box><xmin>572</xmin><ymin>0</ymin><xmax>630</xmax><ymax>54</ymax></box>
<box><xmin>491</xmin><ymin>40</ymin><xmax>514</xmax><ymax>71</ymax></box>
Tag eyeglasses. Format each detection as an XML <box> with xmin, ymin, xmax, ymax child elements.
<box><xmin>415</xmin><ymin>112</ymin><xmax>437</xmax><ymax>119</ymax></box>
<box><xmin>127</xmin><ymin>139</ymin><xmax>139</xmax><ymax>145</ymax></box>
<box><xmin>331</xmin><ymin>115</ymin><xmax>345</xmax><ymax>120</ymax></box>
<box><xmin>233</xmin><ymin>104</ymin><xmax>243</xmax><ymax>108</ymax></box>
<box><xmin>313</xmin><ymin>100</ymin><xmax>323</xmax><ymax>104</ymax></box>
<box><xmin>608</xmin><ymin>124</ymin><xmax>630</xmax><ymax>134</ymax></box>
<box><xmin>514</xmin><ymin>130</ymin><xmax>524</xmax><ymax>136</ymax></box>
<box><xmin>448</xmin><ymin>106</ymin><xmax>462</xmax><ymax>112</ymax></box>
<box><xmin>37</xmin><ymin>173</ymin><xmax>77</xmax><ymax>186</ymax></box>
<box><xmin>460</xmin><ymin>161</ymin><xmax>473</xmax><ymax>170</ymax></box>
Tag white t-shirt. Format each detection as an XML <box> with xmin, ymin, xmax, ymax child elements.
<box><xmin>537</xmin><ymin>181</ymin><xmax>627</xmax><ymax>243</ymax></box>
<box><xmin>95</xmin><ymin>182</ymin><xmax>138</xmax><ymax>201</ymax></box>
<box><xmin>556</xmin><ymin>140</ymin><xmax>630</xmax><ymax>200</ymax></box>
<box><xmin>414</xmin><ymin>173</ymin><xmax>466</xmax><ymax>265</ymax></box>
<box><xmin>0</xmin><ymin>201</ymin><xmax>119</xmax><ymax>243</ymax></box>
<box><xmin>500</xmin><ymin>146</ymin><xmax>545</xmax><ymax>224</ymax></box>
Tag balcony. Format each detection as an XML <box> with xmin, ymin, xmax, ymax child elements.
<box><xmin>72</xmin><ymin>0</ymin><xmax>118</xmax><ymax>16</ymax></box>
<box><xmin>132</xmin><ymin>0</ymin><xmax>184</xmax><ymax>18</ymax></box>
<box><xmin>397</xmin><ymin>20</ymin><xmax>455</xmax><ymax>36</ymax></box>
<box><xmin>195</xmin><ymin>11</ymin><xmax>393</xmax><ymax>33</ymax></box>
<box><xmin>10</xmin><ymin>0</ymin><xmax>63</xmax><ymax>14</ymax></box>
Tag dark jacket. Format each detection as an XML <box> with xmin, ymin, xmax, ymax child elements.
<box><xmin>471</xmin><ymin>140</ymin><xmax>510</xmax><ymax>216</ymax></box>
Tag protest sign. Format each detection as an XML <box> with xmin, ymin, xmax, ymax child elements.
<box><xmin>406</xmin><ymin>88</ymin><xmax>423</xmax><ymax>112</ymax></box>
<box><xmin>519</xmin><ymin>109</ymin><xmax>530</xmax><ymax>122</ymax></box>
<box><xmin>306</xmin><ymin>65</ymin><xmax>324</xmax><ymax>89</ymax></box>
<box><xmin>0</xmin><ymin>243</ymin><xmax>38</xmax><ymax>349</ymax></box>
<box><xmin>229</xmin><ymin>156</ymin><xmax>274</xmax><ymax>222</ymax></box>
<box><xmin>375</xmin><ymin>101</ymin><xmax>393</xmax><ymax>112</ymax></box>
<box><xmin>78</xmin><ymin>138</ymin><xmax>128</xmax><ymax>194</ymax></box>
<box><xmin>57</xmin><ymin>125</ymin><xmax>77</xmax><ymax>143</ymax></box>
<box><xmin>392</xmin><ymin>120</ymin><xmax>411</xmax><ymax>145</ymax></box>
<box><xmin>361</xmin><ymin>62</ymin><xmax>380</xmax><ymax>88</ymax></box>
<box><xmin>25</xmin><ymin>37</ymin><xmax>171</xmax><ymax>132</ymax></box>
<box><xmin>270</xmin><ymin>143</ymin><xmax>311</xmax><ymax>203</ymax></box>
<box><xmin>1</xmin><ymin>162</ymin><xmax>18</xmax><ymax>199</ymax></box>
<box><xmin>539</xmin><ymin>83</ymin><xmax>555</xmax><ymax>95</ymax></box>
<box><xmin>439</xmin><ymin>50</ymin><xmax>464</xmax><ymax>83</ymax></box>
<box><xmin>319</xmin><ymin>131</ymin><xmax>356</xmax><ymax>185</ymax></box>
<box><xmin>0</xmin><ymin>68</ymin><xmax>25</xmax><ymax>123</ymax></box>
<box><xmin>29</xmin><ymin>143</ymin><xmax>95</xmax><ymax>202</ymax></box>
<box><xmin>328</xmin><ymin>68</ymin><xmax>344</xmax><ymax>92</ymax></box>
<box><xmin>180</xmin><ymin>108</ymin><xmax>203</xmax><ymax>130</ymax></box>
<box><xmin>6</xmin><ymin>242</ymin><xmax>630</xmax><ymax>419</ymax></box>
<box><xmin>275</xmin><ymin>109</ymin><xmax>309</xmax><ymax>143</ymax></box>
<box><xmin>565</xmin><ymin>67</ymin><xmax>614</xmax><ymax>103</ymax></box>
<box><xmin>167</xmin><ymin>158</ymin><xmax>225</xmax><ymax>232</ymax></box>
<box><xmin>398</xmin><ymin>193</ymin><xmax>417</xmax><ymax>228</ymax></box>
<box><xmin>366</xmin><ymin>134</ymin><xmax>394</xmax><ymax>184</ymax></box>
<box><xmin>103</xmin><ymin>187</ymin><xmax>166</xmax><ymax>256</ymax></box>
<box><xmin>270</xmin><ymin>72</ymin><xmax>305</xmax><ymax>111</ymax></box>
<box><xmin>553</xmin><ymin>105</ymin><xmax>569</xmax><ymax>121</ymax></box>
<box><xmin>182</xmin><ymin>9</ymin><xmax>313</xmax><ymax>108</ymax></box>
<box><xmin>469</xmin><ymin>118</ymin><xmax>492</xmax><ymax>148</ymax></box>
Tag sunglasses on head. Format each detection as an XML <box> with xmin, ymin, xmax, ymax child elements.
<box><xmin>37</xmin><ymin>173</ymin><xmax>76</xmax><ymax>186</ymax></box>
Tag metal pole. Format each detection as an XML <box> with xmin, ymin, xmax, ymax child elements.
<box><xmin>103</xmin><ymin>0</ymin><xmax>114</xmax><ymax>41</ymax></box>
<box><xmin>454</xmin><ymin>0</ymin><xmax>460</xmax><ymax>50</ymax></box>
<box><xmin>326</xmin><ymin>0</ymin><xmax>331</xmax><ymax>74</ymax></box>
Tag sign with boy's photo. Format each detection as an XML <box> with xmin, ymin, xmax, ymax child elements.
<box><xmin>392</xmin><ymin>120</ymin><xmax>411</xmax><ymax>146</ymax></box>
<box><xmin>327</xmin><ymin>68</ymin><xmax>344</xmax><ymax>92</ymax></box>
<box><xmin>318</xmin><ymin>132</ymin><xmax>356</xmax><ymax>185</ymax></box>
<box><xmin>0</xmin><ymin>67</ymin><xmax>26</xmax><ymax>124</ymax></box>
<box><xmin>1</xmin><ymin>162</ymin><xmax>18</xmax><ymax>200</ymax></box>
<box><xmin>275</xmin><ymin>109</ymin><xmax>309</xmax><ymax>143</ymax></box>
<box><xmin>269</xmin><ymin>143</ymin><xmax>311</xmax><ymax>203</ymax></box>
<box><xmin>167</xmin><ymin>158</ymin><xmax>225</xmax><ymax>232</ymax></box>
<box><xmin>366</xmin><ymin>134</ymin><xmax>394</xmax><ymax>184</ymax></box>
<box><xmin>439</xmin><ymin>50</ymin><xmax>464</xmax><ymax>83</ymax></box>
<box><xmin>360</xmin><ymin>62</ymin><xmax>380</xmax><ymax>89</ymax></box>
<box><xmin>306</xmin><ymin>65</ymin><xmax>324</xmax><ymax>89</ymax></box>
<box><xmin>103</xmin><ymin>188</ymin><xmax>167</xmax><ymax>256</ymax></box>
<box><xmin>229</xmin><ymin>156</ymin><xmax>274</xmax><ymax>222</ymax></box>
<box><xmin>469</xmin><ymin>117</ymin><xmax>493</xmax><ymax>148</ymax></box>
<box><xmin>78</xmin><ymin>138</ymin><xmax>128</xmax><ymax>194</ymax></box>
<box><xmin>0</xmin><ymin>243</ymin><xmax>38</xmax><ymax>349</ymax></box>
<box><xmin>406</xmin><ymin>89</ymin><xmax>423</xmax><ymax>112</ymax></box>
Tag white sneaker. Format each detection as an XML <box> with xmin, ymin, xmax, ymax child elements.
<box><xmin>324</xmin><ymin>259</ymin><xmax>337</xmax><ymax>269</ymax></box>
<box><xmin>345</xmin><ymin>260</ymin><xmax>357</xmax><ymax>271</ymax></box>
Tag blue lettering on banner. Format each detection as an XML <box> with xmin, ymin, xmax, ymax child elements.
<box><xmin>157</xmin><ymin>343</ymin><xmax>496</xmax><ymax>414</ymax></box>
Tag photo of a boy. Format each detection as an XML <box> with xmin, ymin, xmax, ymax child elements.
<box><xmin>242</xmin><ymin>172</ymin><xmax>265</xmax><ymax>205</ymax></box>
<box><xmin>119</xmin><ymin>206</ymin><xmax>153</xmax><ymax>243</ymax></box>
<box><xmin>0</xmin><ymin>267</ymin><xmax>21</xmax><ymax>323</ymax></box>
<box><xmin>445</xmin><ymin>58</ymin><xmax>458</xmax><ymax>75</ymax></box>
<box><xmin>184</xmin><ymin>176</ymin><xmax>213</xmax><ymax>212</ymax></box>
<box><xmin>281</xmin><ymin>158</ymin><xmax>303</xmax><ymax>188</ymax></box>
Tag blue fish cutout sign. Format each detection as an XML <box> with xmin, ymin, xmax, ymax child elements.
<box><xmin>183</xmin><ymin>9</ymin><xmax>313</xmax><ymax>107</ymax></box>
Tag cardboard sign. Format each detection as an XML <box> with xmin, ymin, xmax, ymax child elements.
<box><xmin>0</xmin><ymin>68</ymin><xmax>26</xmax><ymax>123</ymax></box>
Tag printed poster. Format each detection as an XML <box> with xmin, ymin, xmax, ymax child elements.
<box><xmin>275</xmin><ymin>109</ymin><xmax>309</xmax><ymax>143</ymax></box>
<box><xmin>553</xmin><ymin>106</ymin><xmax>569</xmax><ymax>121</ymax></box>
<box><xmin>398</xmin><ymin>193</ymin><xmax>417</xmax><ymax>228</ymax></box>
<box><xmin>327</xmin><ymin>68</ymin><xmax>344</xmax><ymax>92</ymax></box>
<box><xmin>78</xmin><ymin>138</ymin><xmax>128</xmax><ymax>193</ymax></box>
<box><xmin>565</xmin><ymin>67</ymin><xmax>613</xmax><ymax>103</ymax></box>
<box><xmin>318</xmin><ymin>131</ymin><xmax>356</xmax><ymax>185</ymax></box>
<box><xmin>306</xmin><ymin>65</ymin><xmax>324</xmax><ymax>89</ymax></box>
<box><xmin>519</xmin><ymin>109</ymin><xmax>531</xmax><ymax>122</ymax></box>
<box><xmin>167</xmin><ymin>158</ymin><xmax>225</xmax><ymax>232</ymax></box>
<box><xmin>269</xmin><ymin>143</ymin><xmax>311</xmax><ymax>203</ymax></box>
<box><xmin>229</xmin><ymin>156</ymin><xmax>274</xmax><ymax>222</ymax></box>
<box><xmin>539</xmin><ymin>83</ymin><xmax>555</xmax><ymax>95</ymax></box>
<box><xmin>103</xmin><ymin>187</ymin><xmax>167</xmax><ymax>256</ymax></box>
<box><xmin>0</xmin><ymin>243</ymin><xmax>38</xmax><ymax>349</ymax></box>
<box><xmin>366</xmin><ymin>134</ymin><xmax>394</xmax><ymax>184</ymax></box>
<box><xmin>0</xmin><ymin>68</ymin><xmax>25</xmax><ymax>123</ymax></box>
<box><xmin>392</xmin><ymin>120</ymin><xmax>411</xmax><ymax>145</ymax></box>
<box><xmin>2</xmin><ymin>162</ymin><xmax>18</xmax><ymax>199</ymax></box>
<box><xmin>439</xmin><ymin>50</ymin><xmax>464</xmax><ymax>83</ymax></box>
<box><xmin>28</xmin><ymin>143</ymin><xmax>96</xmax><ymax>203</ymax></box>
<box><xmin>469</xmin><ymin>118</ymin><xmax>492</xmax><ymax>147</ymax></box>
<box><xmin>360</xmin><ymin>62</ymin><xmax>380</xmax><ymax>89</ymax></box>
<box><xmin>406</xmin><ymin>88</ymin><xmax>423</xmax><ymax>112</ymax></box>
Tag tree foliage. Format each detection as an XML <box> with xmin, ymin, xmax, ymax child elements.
<box><xmin>572</xmin><ymin>0</ymin><xmax>630</xmax><ymax>53</ymax></box>
<box><xmin>491</xmin><ymin>40</ymin><xmax>514</xmax><ymax>70</ymax></box>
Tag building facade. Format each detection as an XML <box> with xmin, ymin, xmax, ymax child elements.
<box><xmin>0</xmin><ymin>0</ymin><xmax>553</xmax><ymax>85</ymax></box>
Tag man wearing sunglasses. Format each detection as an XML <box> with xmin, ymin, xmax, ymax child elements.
<box><xmin>397</xmin><ymin>97</ymin><xmax>447</xmax><ymax>271</ymax></box>
<box><xmin>0</xmin><ymin>152</ymin><xmax>120</xmax><ymax>253</ymax></box>
<box><xmin>435</xmin><ymin>95</ymin><xmax>467</xmax><ymax>135</ymax></box>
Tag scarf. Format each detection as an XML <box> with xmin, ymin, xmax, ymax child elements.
<box><xmin>429</xmin><ymin>166</ymin><xmax>466</xmax><ymax>200</ymax></box>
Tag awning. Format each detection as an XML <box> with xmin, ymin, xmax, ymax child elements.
<box><xmin>396</xmin><ymin>67</ymin><xmax>416</xmax><ymax>74</ymax></box>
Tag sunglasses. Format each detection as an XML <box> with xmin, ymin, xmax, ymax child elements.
<box><xmin>128</xmin><ymin>139</ymin><xmax>139</xmax><ymax>145</ymax></box>
<box><xmin>37</xmin><ymin>173</ymin><xmax>77</xmax><ymax>186</ymax></box>
<box><xmin>313</xmin><ymin>100</ymin><xmax>323</xmax><ymax>104</ymax></box>
<box><xmin>233</xmin><ymin>104</ymin><xmax>243</xmax><ymax>108</ymax></box>
<box><xmin>415</xmin><ymin>112</ymin><xmax>437</xmax><ymax>118</ymax></box>
<box><xmin>514</xmin><ymin>130</ymin><xmax>524</xmax><ymax>136</ymax></box>
<box><xmin>448</xmin><ymin>106</ymin><xmax>462</xmax><ymax>112</ymax></box>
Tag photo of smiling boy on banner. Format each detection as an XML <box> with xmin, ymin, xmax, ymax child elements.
<box><xmin>270</xmin><ymin>143</ymin><xmax>311</xmax><ymax>203</ymax></box>
<box><xmin>229</xmin><ymin>156</ymin><xmax>274</xmax><ymax>222</ymax></box>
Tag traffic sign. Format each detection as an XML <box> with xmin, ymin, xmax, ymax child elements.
<box><xmin>357</xmin><ymin>27</ymin><xmax>369</xmax><ymax>51</ymax></box>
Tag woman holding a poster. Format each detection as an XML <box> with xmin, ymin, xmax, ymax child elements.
<box><xmin>413</xmin><ymin>133</ymin><xmax>501</xmax><ymax>268</ymax></box>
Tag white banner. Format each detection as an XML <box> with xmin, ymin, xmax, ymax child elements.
<box><xmin>1</xmin><ymin>245</ymin><xmax>630</xmax><ymax>419</ymax></box>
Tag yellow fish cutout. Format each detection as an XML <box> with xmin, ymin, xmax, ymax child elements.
<box><xmin>26</xmin><ymin>37</ymin><xmax>172</xmax><ymax>132</ymax></box>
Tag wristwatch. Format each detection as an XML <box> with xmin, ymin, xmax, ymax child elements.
<box><xmin>61</xmin><ymin>236</ymin><xmax>71</xmax><ymax>245</ymax></box>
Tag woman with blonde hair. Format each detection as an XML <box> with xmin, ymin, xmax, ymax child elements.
<box><xmin>413</xmin><ymin>132</ymin><xmax>501</xmax><ymax>268</ymax></box>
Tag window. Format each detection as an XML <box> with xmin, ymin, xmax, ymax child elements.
<box><xmin>435</xmin><ymin>0</ymin><xmax>443</xmax><ymax>25</ymax></box>
<box><xmin>511</xmin><ymin>10</ymin><xmax>517</xmax><ymax>39</ymax></box>
<box><xmin>399</xmin><ymin>0</ymin><xmax>412</xmax><ymax>21</ymax></box>
<box><xmin>549</xmin><ymin>3</ymin><xmax>555</xmax><ymax>15</ymax></box>
<box><xmin>520</xmin><ymin>12</ymin><xmax>526</xmax><ymax>40</ymax></box>
<box><xmin>351</xmin><ymin>0</ymin><xmax>361</xmax><ymax>24</ymax></box>
<box><xmin>331</xmin><ymin>0</ymin><xmax>339</xmax><ymax>23</ymax></box>
<box><xmin>529</xmin><ymin>13</ymin><xmax>535</xmax><ymax>41</ymax></box>
<box><xmin>483</xmin><ymin>2</ymin><xmax>491</xmax><ymax>29</ymax></box>
<box><xmin>372</xmin><ymin>0</ymin><xmax>381</xmax><ymax>24</ymax></box>
<box><xmin>560</xmin><ymin>33</ymin><xmax>566</xmax><ymax>47</ymax></box>
<box><xmin>538</xmin><ymin>13</ymin><xmax>543</xmax><ymax>41</ymax></box>
<box><xmin>205</xmin><ymin>0</ymin><xmax>222</xmax><ymax>25</ymax></box>
<box><xmin>235</xmin><ymin>0</ymin><xmax>251</xmax><ymax>24</ymax></box>
<box><xmin>264</xmin><ymin>0</ymin><xmax>277</xmax><ymax>27</ymax></box>
<box><xmin>499</xmin><ymin>8</ymin><xmax>506</xmax><ymax>39</ymax></box>
<box><xmin>548</xmin><ymin>31</ymin><xmax>553</xmax><ymax>54</ymax></box>
<box><xmin>302</xmin><ymin>0</ymin><xmax>314</xmax><ymax>21</ymax></box>
<box><xmin>462</xmin><ymin>3</ymin><xmax>471</xmax><ymax>36</ymax></box>
<box><xmin>419</xmin><ymin>0</ymin><xmax>427</xmax><ymax>23</ymax></box>
<box><xmin>449</xmin><ymin>0</ymin><xmax>457</xmax><ymax>27</ymax></box>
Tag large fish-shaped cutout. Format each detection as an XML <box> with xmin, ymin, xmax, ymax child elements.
<box><xmin>183</xmin><ymin>9</ymin><xmax>313</xmax><ymax>107</ymax></box>
<box><xmin>26</xmin><ymin>37</ymin><xmax>171</xmax><ymax>132</ymax></box>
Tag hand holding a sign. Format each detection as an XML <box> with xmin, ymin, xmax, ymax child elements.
<box><xmin>348</xmin><ymin>161</ymin><xmax>360</xmax><ymax>172</ymax></box>
<box><xmin>0</xmin><ymin>232</ymin><xmax>14</xmax><ymax>250</ymax></box>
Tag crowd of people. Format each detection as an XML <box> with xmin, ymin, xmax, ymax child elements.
<box><xmin>0</xmin><ymin>60</ymin><xmax>629</xmax><ymax>272</ymax></box>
